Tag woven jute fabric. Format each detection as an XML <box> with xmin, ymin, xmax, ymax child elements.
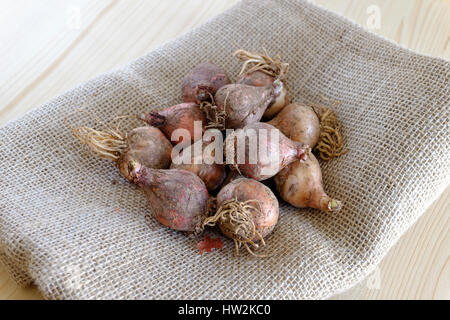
<box><xmin>0</xmin><ymin>0</ymin><xmax>449</xmax><ymax>300</ymax></box>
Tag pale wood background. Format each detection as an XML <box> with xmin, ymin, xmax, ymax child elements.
<box><xmin>0</xmin><ymin>0</ymin><xmax>448</xmax><ymax>300</ymax></box>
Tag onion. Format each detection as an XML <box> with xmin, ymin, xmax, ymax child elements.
<box><xmin>274</xmin><ymin>153</ymin><xmax>342</xmax><ymax>212</ymax></box>
<box><xmin>128</xmin><ymin>162</ymin><xmax>211</xmax><ymax>232</ymax></box>
<box><xmin>224</xmin><ymin>122</ymin><xmax>310</xmax><ymax>181</ymax></box>
<box><xmin>204</xmin><ymin>178</ymin><xmax>279</xmax><ymax>257</ymax></box>
<box><xmin>140</xmin><ymin>103</ymin><xmax>206</xmax><ymax>146</ymax></box>
<box><xmin>182</xmin><ymin>62</ymin><xmax>230</xmax><ymax>104</ymax></box>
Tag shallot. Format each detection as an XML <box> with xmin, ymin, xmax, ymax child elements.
<box><xmin>274</xmin><ymin>153</ymin><xmax>342</xmax><ymax>212</ymax></box>
<box><xmin>204</xmin><ymin>178</ymin><xmax>279</xmax><ymax>257</ymax></box>
<box><xmin>140</xmin><ymin>103</ymin><xmax>206</xmax><ymax>146</ymax></box>
<box><xmin>182</xmin><ymin>62</ymin><xmax>230</xmax><ymax>104</ymax></box>
<box><xmin>224</xmin><ymin>122</ymin><xmax>310</xmax><ymax>181</ymax></box>
<box><xmin>128</xmin><ymin>161</ymin><xmax>211</xmax><ymax>232</ymax></box>
<box><xmin>171</xmin><ymin>140</ymin><xmax>226</xmax><ymax>192</ymax></box>
<box><xmin>70</xmin><ymin>120</ymin><xmax>172</xmax><ymax>182</ymax></box>
<box><xmin>214</xmin><ymin>82</ymin><xmax>282</xmax><ymax>129</ymax></box>
<box><xmin>268</xmin><ymin>103</ymin><xmax>320</xmax><ymax>148</ymax></box>
<box><xmin>234</xmin><ymin>49</ymin><xmax>290</xmax><ymax>119</ymax></box>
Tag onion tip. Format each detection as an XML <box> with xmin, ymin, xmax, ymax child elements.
<box><xmin>328</xmin><ymin>199</ymin><xmax>342</xmax><ymax>212</ymax></box>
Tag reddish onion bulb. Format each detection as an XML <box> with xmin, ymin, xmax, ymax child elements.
<box><xmin>237</xmin><ymin>71</ymin><xmax>289</xmax><ymax>120</ymax></box>
<box><xmin>214</xmin><ymin>82</ymin><xmax>282</xmax><ymax>129</ymax></box>
<box><xmin>118</xmin><ymin>127</ymin><xmax>173</xmax><ymax>181</ymax></box>
<box><xmin>224</xmin><ymin>122</ymin><xmax>310</xmax><ymax>181</ymax></box>
<box><xmin>171</xmin><ymin>140</ymin><xmax>226</xmax><ymax>192</ymax></box>
<box><xmin>182</xmin><ymin>62</ymin><xmax>230</xmax><ymax>104</ymax></box>
<box><xmin>140</xmin><ymin>103</ymin><xmax>206</xmax><ymax>146</ymax></box>
<box><xmin>234</xmin><ymin>49</ymin><xmax>290</xmax><ymax>119</ymax></box>
<box><xmin>71</xmin><ymin>123</ymin><xmax>172</xmax><ymax>182</ymax></box>
<box><xmin>204</xmin><ymin>178</ymin><xmax>279</xmax><ymax>257</ymax></box>
<box><xmin>127</xmin><ymin>162</ymin><xmax>211</xmax><ymax>232</ymax></box>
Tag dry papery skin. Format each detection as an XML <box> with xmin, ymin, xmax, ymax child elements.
<box><xmin>182</xmin><ymin>62</ymin><xmax>230</xmax><ymax>104</ymax></box>
<box><xmin>197</xmin><ymin>235</ymin><xmax>224</xmax><ymax>254</ymax></box>
<box><xmin>274</xmin><ymin>153</ymin><xmax>341</xmax><ymax>213</ymax></box>
<box><xmin>203</xmin><ymin>178</ymin><xmax>279</xmax><ymax>257</ymax></box>
<box><xmin>238</xmin><ymin>71</ymin><xmax>289</xmax><ymax>120</ymax></box>
<box><xmin>269</xmin><ymin>103</ymin><xmax>321</xmax><ymax>148</ymax></box>
<box><xmin>221</xmin><ymin>170</ymin><xmax>246</xmax><ymax>187</ymax></box>
<box><xmin>171</xmin><ymin>140</ymin><xmax>226</xmax><ymax>192</ymax></box>
<box><xmin>214</xmin><ymin>82</ymin><xmax>280</xmax><ymax>129</ymax></box>
<box><xmin>234</xmin><ymin>49</ymin><xmax>290</xmax><ymax>119</ymax></box>
<box><xmin>69</xmin><ymin>117</ymin><xmax>173</xmax><ymax>181</ymax></box>
<box><xmin>140</xmin><ymin>103</ymin><xmax>206</xmax><ymax>146</ymax></box>
<box><xmin>224</xmin><ymin>122</ymin><xmax>310</xmax><ymax>181</ymax></box>
<box><xmin>234</xmin><ymin>49</ymin><xmax>289</xmax><ymax>83</ymax></box>
<box><xmin>129</xmin><ymin>161</ymin><xmax>211</xmax><ymax>233</ymax></box>
<box><xmin>222</xmin><ymin>169</ymin><xmax>275</xmax><ymax>191</ymax></box>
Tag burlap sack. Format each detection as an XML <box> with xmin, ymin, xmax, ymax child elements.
<box><xmin>0</xmin><ymin>0</ymin><xmax>448</xmax><ymax>300</ymax></box>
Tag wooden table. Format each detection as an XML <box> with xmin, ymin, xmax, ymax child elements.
<box><xmin>0</xmin><ymin>0</ymin><xmax>448</xmax><ymax>300</ymax></box>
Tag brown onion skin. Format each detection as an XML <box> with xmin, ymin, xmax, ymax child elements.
<box><xmin>128</xmin><ymin>163</ymin><xmax>210</xmax><ymax>232</ymax></box>
<box><xmin>274</xmin><ymin>153</ymin><xmax>342</xmax><ymax>213</ymax></box>
<box><xmin>237</xmin><ymin>71</ymin><xmax>289</xmax><ymax>120</ymax></box>
<box><xmin>182</xmin><ymin>62</ymin><xmax>230</xmax><ymax>104</ymax></box>
<box><xmin>222</xmin><ymin>169</ymin><xmax>275</xmax><ymax>190</ymax></box>
<box><xmin>221</xmin><ymin>170</ymin><xmax>245</xmax><ymax>187</ymax></box>
<box><xmin>225</xmin><ymin>122</ymin><xmax>309</xmax><ymax>181</ymax></box>
<box><xmin>214</xmin><ymin>83</ymin><xmax>276</xmax><ymax>129</ymax></box>
<box><xmin>217</xmin><ymin>178</ymin><xmax>279</xmax><ymax>241</ymax></box>
<box><xmin>171</xmin><ymin>141</ymin><xmax>226</xmax><ymax>192</ymax></box>
<box><xmin>140</xmin><ymin>103</ymin><xmax>206</xmax><ymax>146</ymax></box>
<box><xmin>118</xmin><ymin>127</ymin><xmax>172</xmax><ymax>182</ymax></box>
<box><xmin>237</xmin><ymin>70</ymin><xmax>274</xmax><ymax>87</ymax></box>
<box><xmin>269</xmin><ymin>103</ymin><xmax>320</xmax><ymax>148</ymax></box>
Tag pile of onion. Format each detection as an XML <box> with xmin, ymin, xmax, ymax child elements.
<box><xmin>70</xmin><ymin>48</ymin><xmax>348</xmax><ymax>258</ymax></box>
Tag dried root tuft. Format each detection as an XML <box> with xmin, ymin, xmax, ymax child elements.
<box><xmin>234</xmin><ymin>48</ymin><xmax>289</xmax><ymax>81</ymax></box>
<box><xmin>311</xmin><ymin>100</ymin><xmax>348</xmax><ymax>161</ymax></box>
<box><xmin>199</xmin><ymin>94</ymin><xmax>226</xmax><ymax>131</ymax></box>
<box><xmin>203</xmin><ymin>199</ymin><xmax>268</xmax><ymax>257</ymax></box>
<box><xmin>67</xmin><ymin>112</ymin><xmax>132</xmax><ymax>162</ymax></box>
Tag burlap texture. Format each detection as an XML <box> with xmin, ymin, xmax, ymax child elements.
<box><xmin>0</xmin><ymin>0</ymin><xmax>449</xmax><ymax>300</ymax></box>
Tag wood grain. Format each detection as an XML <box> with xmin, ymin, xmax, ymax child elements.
<box><xmin>0</xmin><ymin>0</ymin><xmax>448</xmax><ymax>300</ymax></box>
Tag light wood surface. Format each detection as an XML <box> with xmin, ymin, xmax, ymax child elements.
<box><xmin>0</xmin><ymin>0</ymin><xmax>448</xmax><ymax>300</ymax></box>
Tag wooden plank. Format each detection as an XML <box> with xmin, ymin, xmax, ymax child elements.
<box><xmin>0</xmin><ymin>0</ymin><xmax>448</xmax><ymax>300</ymax></box>
<box><xmin>0</xmin><ymin>266</ymin><xmax>42</xmax><ymax>299</ymax></box>
<box><xmin>0</xmin><ymin>0</ymin><xmax>115</xmax><ymax>122</ymax></box>
<box><xmin>0</xmin><ymin>0</ymin><xmax>239</xmax><ymax>125</ymax></box>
